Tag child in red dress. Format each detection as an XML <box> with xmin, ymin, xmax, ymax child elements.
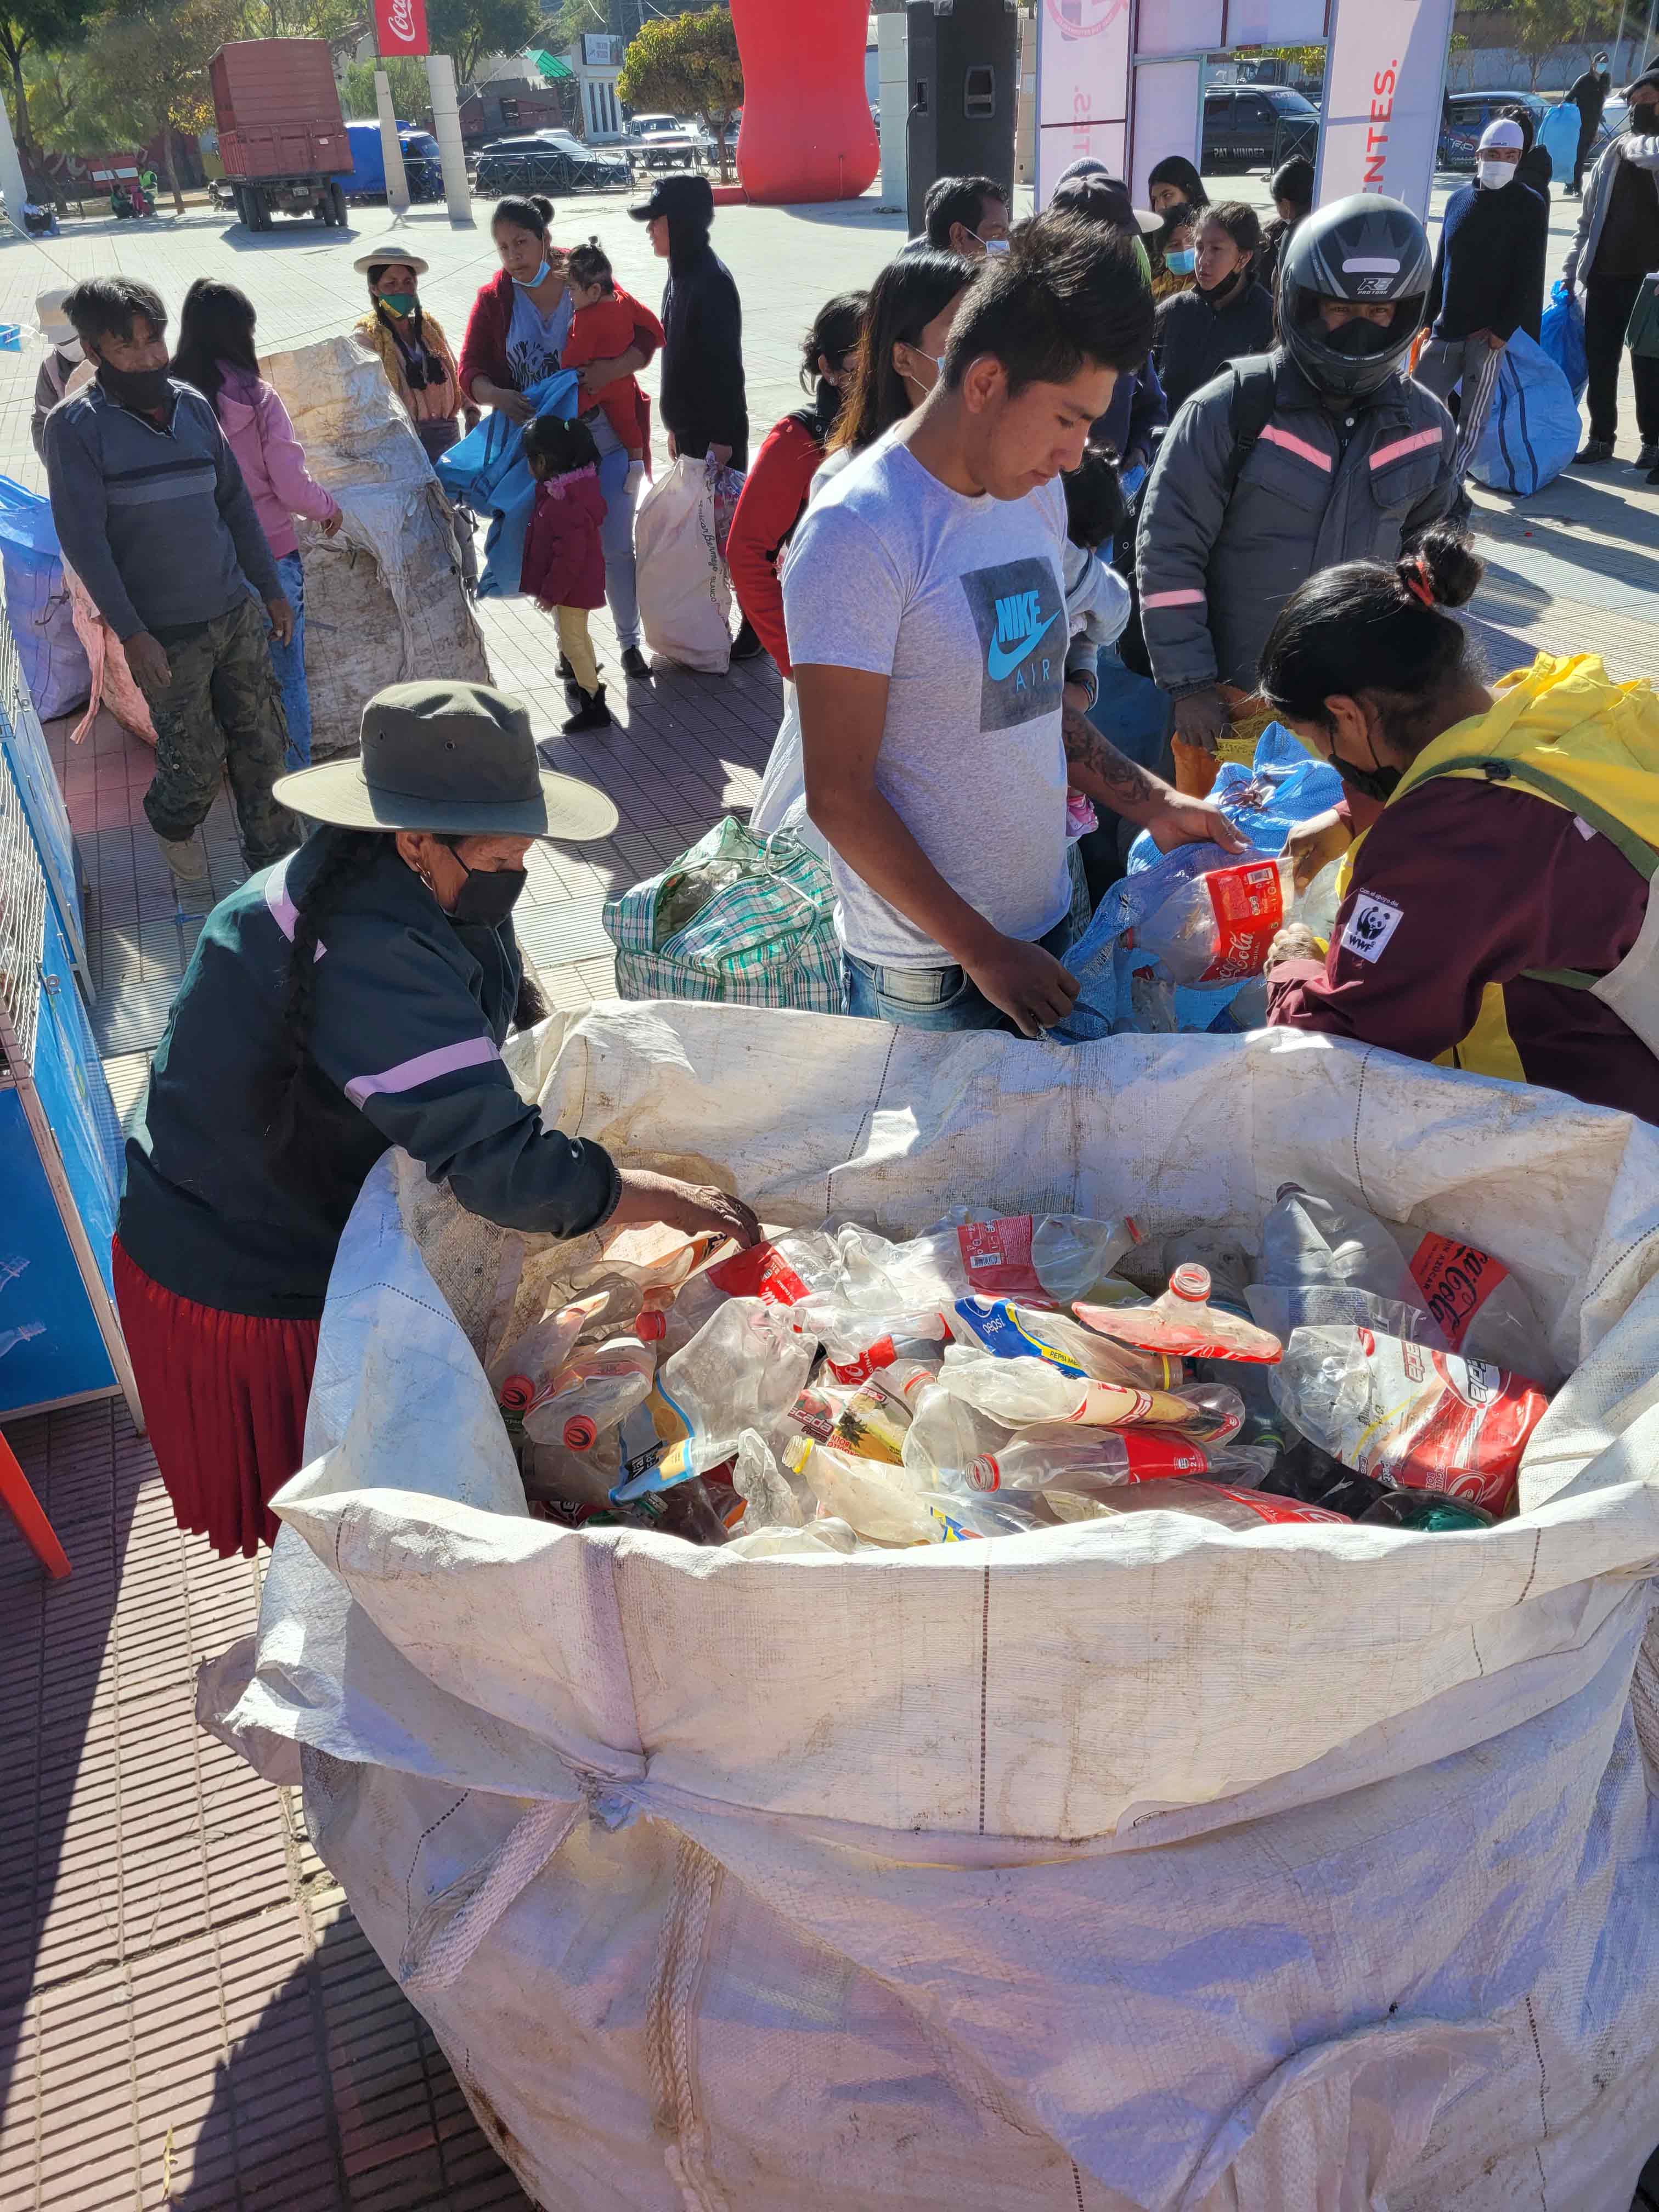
<box><xmin>560</xmin><ymin>237</ymin><xmax>662</xmax><ymax>488</ymax></box>
<box><xmin>520</xmin><ymin>413</ymin><xmax>612</xmax><ymax>732</ymax></box>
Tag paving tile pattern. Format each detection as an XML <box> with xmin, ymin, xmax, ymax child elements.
<box><xmin>6</xmin><ymin>170</ymin><xmax>1659</xmax><ymax>2212</ymax></box>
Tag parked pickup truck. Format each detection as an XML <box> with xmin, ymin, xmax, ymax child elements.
<box><xmin>627</xmin><ymin>114</ymin><xmax>708</xmax><ymax>169</ymax></box>
<box><xmin>210</xmin><ymin>38</ymin><xmax>350</xmax><ymax>229</ymax></box>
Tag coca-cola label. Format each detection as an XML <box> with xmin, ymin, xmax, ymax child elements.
<box><xmin>826</xmin><ymin>1338</ymin><xmax>896</xmax><ymax>1384</ymax></box>
<box><xmin>1407</xmin><ymin>1232</ymin><xmax>1511</xmax><ymax>1353</ymax></box>
<box><xmin>1331</xmin><ymin>1330</ymin><xmax>1544</xmax><ymax>1513</ymax></box>
<box><xmin>957</xmin><ymin>1216</ymin><xmax>1050</xmax><ymax>1302</ymax></box>
<box><xmin>1198</xmin><ymin>860</ymin><xmax>1287</xmax><ymax>985</ymax></box>
<box><xmin>1211</xmin><ymin>1486</ymin><xmax>1349</xmax><ymax>1526</ymax></box>
<box><xmin>374</xmin><ymin>0</ymin><xmax>429</xmax><ymax>53</ymax></box>
<box><xmin>708</xmin><ymin>1242</ymin><xmax>810</xmax><ymax>1306</ymax></box>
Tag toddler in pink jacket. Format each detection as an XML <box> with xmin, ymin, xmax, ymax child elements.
<box><xmin>173</xmin><ymin>279</ymin><xmax>342</xmax><ymax>768</ymax></box>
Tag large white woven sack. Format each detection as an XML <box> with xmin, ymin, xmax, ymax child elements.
<box><xmin>635</xmin><ymin>456</ymin><xmax>733</xmax><ymax>674</ymax></box>
<box><xmin>204</xmin><ymin>1009</ymin><xmax>1659</xmax><ymax>2212</ymax></box>
<box><xmin>261</xmin><ymin>336</ymin><xmax>490</xmax><ymax>758</ymax></box>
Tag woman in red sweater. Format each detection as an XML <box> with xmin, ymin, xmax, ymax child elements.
<box><xmin>726</xmin><ymin>291</ymin><xmax>866</xmax><ymax>675</ymax></box>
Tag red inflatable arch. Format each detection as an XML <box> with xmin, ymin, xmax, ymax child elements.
<box><xmin>731</xmin><ymin>0</ymin><xmax>880</xmax><ymax>205</ymax></box>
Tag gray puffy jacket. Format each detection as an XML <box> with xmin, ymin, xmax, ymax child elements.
<box><xmin>1136</xmin><ymin>349</ymin><xmax>1458</xmax><ymax>696</ymax></box>
<box><xmin>1563</xmin><ymin>131</ymin><xmax>1659</xmax><ymax>287</ymax></box>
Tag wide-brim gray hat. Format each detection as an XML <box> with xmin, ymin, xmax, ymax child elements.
<box><xmin>353</xmin><ymin>249</ymin><xmax>431</xmax><ymax>275</ymax></box>
<box><xmin>273</xmin><ymin>679</ymin><xmax>618</xmax><ymax>840</ymax></box>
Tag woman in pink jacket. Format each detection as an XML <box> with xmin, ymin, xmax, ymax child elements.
<box><xmin>173</xmin><ymin>279</ymin><xmax>343</xmax><ymax>769</ymax></box>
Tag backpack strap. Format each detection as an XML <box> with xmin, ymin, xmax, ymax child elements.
<box><xmin>1406</xmin><ymin>753</ymin><xmax>1659</xmax><ymax>991</ymax></box>
<box><xmin>1223</xmin><ymin>357</ymin><xmax>1281</xmax><ymax>498</ymax></box>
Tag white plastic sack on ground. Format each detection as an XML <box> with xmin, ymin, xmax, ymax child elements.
<box><xmin>635</xmin><ymin>455</ymin><xmax>732</xmax><ymax>674</ymax></box>
<box><xmin>205</xmin><ymin>1010</ymin><xmax>1659</xmax><ymax>2212</ymax></box>
<box><xmin>262</xmin><ymin>337</ymin><xmax>490</xmax><ymax>759</ymax></box>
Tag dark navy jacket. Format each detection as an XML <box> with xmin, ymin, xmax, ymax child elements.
<box><xmin>119</xmin><ymin>833</ymin><xmax>618</xmax><ymax>1319</ymax></box>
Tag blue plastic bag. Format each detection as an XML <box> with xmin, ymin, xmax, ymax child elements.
<box><xmin>0</xmin><ymin>475</ymin><xmax>88</xmax><ymax>721</ymax></box>
<box><xmin>1540</xmin><ymin>278</ymin><xmax>1588</xmax><ymax>402</ymax></box>
<box><xmin>1060</xmin><ymin>723</ymin><xmax>1343</xmax><ymax>1043</ymax></box>
<box><xmin>433</xmin><ymin>369</ymin><xmax>578</xmax><ymax>600</ymax></box>
<box><xmin>1469</xmin><ymin>330</ymin><xmax>1580</xmax><ymax>496</ymax></box>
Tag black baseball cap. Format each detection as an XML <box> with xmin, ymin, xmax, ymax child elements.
<box><xmin>629</xmin><ymin>172</ymin><xmax>714</xmax><ymax>225</ymax></box>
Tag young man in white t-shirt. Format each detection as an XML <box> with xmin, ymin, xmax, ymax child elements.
<box><xmin>785</xmin><ymin>211</ymin><xmax>1244</xmax><ymax>1037</ymax></box>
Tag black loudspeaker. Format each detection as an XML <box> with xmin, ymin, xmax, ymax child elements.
<box><xmin>905</xmin><ymin>0</ymin><xmax>1020</xmax><ymax>239</ymax></box>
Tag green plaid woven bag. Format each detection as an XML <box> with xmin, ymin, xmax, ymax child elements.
<box><xmin>603</xmin><ymin>816</ymin><xmax>846</xmax><ymax>1013</ymax></box>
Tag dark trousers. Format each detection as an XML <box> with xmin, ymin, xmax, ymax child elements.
<box><xmin>1573</xmin><ymin>114</ymin><xmax>1598</xmax><ymax>191</ymax></box>
<box><xmin>1584</xmin><ymin>273</ymin><xmax>1659</xmax><ymax>442</ymax></box>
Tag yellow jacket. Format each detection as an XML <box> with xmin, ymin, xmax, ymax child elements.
<box><xmin>353</xmin><ymin>307</ymin><xmax>461</xmax><ymax>425</ymax></box>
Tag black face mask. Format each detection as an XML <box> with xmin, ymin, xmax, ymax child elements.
<box><xmin>450</xmin><ymin>861</ymin><xmax>528</xmax><ymax>928</ymax></box>
<box><xmin>1630</xmin><ymin>101</ymin><xmax>1659</xmax><ymax>131</ymax></box>
<box><xmin>1323</xmin><ymin>318</ymin><xmax>1395</xmax><ymax>360</ymax></box>
<box><xmin>97</xmin><ymin>358</ymin><xmax>172</xmax><ymax>412</ymax></box>
<box><xmin>1197</xmin><ymin>266</ymin><xmax>1243</xmax><ymax>307</ymax></box>
<box><xmin>1329</xmin><ymin>752</ymin><xmax>1402</xmax><ymax>805</ymax></box>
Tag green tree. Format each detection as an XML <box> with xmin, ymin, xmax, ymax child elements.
<box><xmin>69</xmin><ymin>0</ymin><xmax>245</xmax><ymax>208</ymax></box>
<box><xmin>0</xmin><ymin>0</ymin><xmax>102</xmax><ymax>152</ymax></box>
<box><xmin>426</xmin><ymin>0</ymin><xmax>538</xmax><ymax>84</ymax></box>
<box><xmin>545</xmin><ymin>0</ymin><xmax>604</xmax><ymax>48</ymax></box>
<box><xmin>618</xmin><ymin>4</ymin><xmax>741</xmax><ymax>180</ymax></box>
<box><xmin>340</xmin><ymin>52</ymin><xmax>428</xmax><ymax>118</ymax></box>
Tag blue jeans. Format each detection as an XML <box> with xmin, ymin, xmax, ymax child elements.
<box><xmin>596</xmin><ymin>443</ymin><xmax>640</xmax><ymax>651</ymax></box>
<box><xmin>844</xmin><ymin>917</ymin><xmax>1074</xmax><ymax>1033</ymax></box>
<box><xmin>266</xmin><ymin>549</ymin><xmax>311</xmax><ymax>770</ymax></box>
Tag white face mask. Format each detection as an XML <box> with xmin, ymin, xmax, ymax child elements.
<box><xmin>55</xmin><ymin>336</ymin><xmax>82</xmax><ymax>362</ymax></box>
<box><xmin>1477</xmin><ymin>159</ymin><xmax>1517</xmax><ymax>189</ymax></box>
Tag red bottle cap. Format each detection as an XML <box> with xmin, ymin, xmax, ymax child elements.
<box><xmin>564</xmin><ymin>1415</ymin><xmax>598</xmax><ymax>1452</ymax></box>
<box><xmin>500</xmin><ymin>1375</ymin><xmax>534</xmax><ymax>1414</ymax></box>
<box><xmin>636</xmin><ymin>1308</ymin><xmax>667</xmax><ymax>1341</ymax></box>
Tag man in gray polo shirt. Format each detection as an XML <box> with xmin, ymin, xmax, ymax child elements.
<box><xmin>44</xmin><ymin>276</ymin><xmax>298</xmax><ymax>905</ymax></box>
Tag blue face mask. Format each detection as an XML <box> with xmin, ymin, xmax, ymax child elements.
<box><xmin>520</xmin><ymin>259</ymin><xmax>552</xmax><ymax>289</ymax></box>
<box><xmin>1166</xmin><ymin>247</ymin><xmax>1197</xmax><ymax>275</ymax></box>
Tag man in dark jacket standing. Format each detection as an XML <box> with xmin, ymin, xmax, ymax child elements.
<box><xmin>631</xmin><ymin>171</ymin><xmax>759</xmax><ymax>657</ymax></box>
<box><xmin>1415</xmin><ymin>117</ymin><xmax>1548</xmax><ymax>450</ymax></box>
<box><xmin>1567</xmin><ymin>50</ymin><xmax>1611</xmax><ymax>194</ymax></box>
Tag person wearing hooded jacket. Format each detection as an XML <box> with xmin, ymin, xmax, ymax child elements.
<box><xmin>1260</xmin><ymin>531</ymin><xmax>1659</xmax><ymax>1124</ymax></box>
<box><xmin>1416</xmin><ymin>117</ymin><xmax>1548</xmax><ymax>453</ymax></box>
<box><xmin>631</xmin><ymin>171</ymin><xmax>761</xmax><ymax>659</ymax></box>
<box><xmin>1566</xmin><ymin>49</ymin><xmax>1612</xmax><ymax>194</ymax></box>
<box><xmin>1136</xmin><ymin>194</ymin><xmax>1458</xmax><ymax>795</ymax></box>
<box><xmin>1564</xmin><ymin>66</ymin><xmax>1659</xmax><ymax>466</ymax></box>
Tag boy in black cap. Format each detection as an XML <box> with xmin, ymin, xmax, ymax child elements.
<box><xmin>630</xmin><ymin>173</ymin><xmax>760</xmax><ymax>658</ymax></box>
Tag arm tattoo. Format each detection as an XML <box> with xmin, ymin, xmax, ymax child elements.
<box><xmin>1062</xmin><ymin>699</ymin><xmax>1161</xmax><ymax>813</ymax></box>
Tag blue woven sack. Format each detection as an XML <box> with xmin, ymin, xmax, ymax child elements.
<box><xmin>433</xmin><ymin>370</ymin><xmax>577</xmax><ymax>600</ymax></box>
<box><xmin>1541</xmin><ymin>279</ymin><xmax>1587</xmax><ymax>400</ymax></box>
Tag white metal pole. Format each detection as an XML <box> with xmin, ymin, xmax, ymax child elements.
<box><xmin>376</xmin><ymin>66</ymin><xmax>411</xmax><ymax>218</ymax></box>
<box><xmin>424</xmin><ymin>50</ymin><xmax>475</xmax><ymax>225</ymax></box>
<box><xmin>877</xmin><ymin>12</ymin><xmax>907</xmax><ymax>210</ymax></box>
<box><xmin>0</xmin><ymin>77</ymin><xmax>32</xmax><ymax>229</ymax></box>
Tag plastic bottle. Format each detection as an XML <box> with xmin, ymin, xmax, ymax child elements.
<box><xmin>522</xmin><ymin>1336</ymin><xmax>657</xmax><ymax>1453</ymax></box>
<box><xmin>949</xmin><ymin>1425</ymin><xmax>1212</xmax><ymax>1494</ymax></box>
<box><xmin>948</xmin><ymin>1297</ymin><xmax>1177</xmax><ymax>1391</ymax></box>
<box><xmin>1254</xmin><ymin>1184</ymin><xmax>1427</xmax><ymax>1339</ymax></box>
<box><xmin>610</xmin><ymin>1297</ymin><xmax>815</xmax><ymax>1500</ymax></box>
<box><xmin>1074</xmin><ymin>1263</ymin><xmax>1282</xmax><ymax>1364</ymax></box>
<box><xmin>1045</xmin><ymin>1477</ymin><xmax>1350</xmax><ymax>1530</ymax></box>
<box><xmin>489</xmin><ymin>1291</ymin><xmax>610</xmax><ymax>1401</ymax></box>
<box><xmin>1163</xmin><ymin>1235</ymin><xmax>1289</xmax><ymax>1454</ymax></box>
<box><xmin>934</xmin><ymin>1350</ymin><xmax>1239</xmax><ymax>1437</ymax></box>
<box><xmin>1130</xmin><ymin>854</ymin><xmax>1292</xmax><ymax>988</ymax></box>
<box><xmin>1357</xmin><ymin>1488</ymin><xmax>1496</xmax><ymax>1532</ymax></box>
<box><xmin>783</xmin><ymin>1435</ymin><xmax>939</xmax><ymax>1545</ymax></box>
<box><xmin>1030</xmin><ymin>1214</ymin><xmax>1135</xmax><ymax>1305</ymax></box>
<box><xmin>917</xmin><ymin>1491</ymin><xmax>1053</xmax><ymax>1539</ymax></box>
<box><xmin>1269</xmin><ymin>1324</ymin><xmax>1547</xmax><ymax>1515</ymax></box>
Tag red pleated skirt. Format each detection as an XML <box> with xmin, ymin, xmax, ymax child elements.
<box><xmin>112</xmin><ymin>1237</ymin><xmax>320</xmax><ymax>1558</ymax></box>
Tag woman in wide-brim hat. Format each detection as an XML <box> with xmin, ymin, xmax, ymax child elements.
<box><xmin>113</xmin><ymin>679</ymin><xmax>760</xmax><ymax>1559</ymax></box>
<box><xmin>352</xmin><ymin>248</ymin><xmax>475</xmax><ymax>465</ymax></box>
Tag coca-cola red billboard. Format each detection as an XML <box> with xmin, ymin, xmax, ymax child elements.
<box><xmin>374</xmin><ymin>0</ymin><xmax>429</xmax><ymax>57</ymax></box>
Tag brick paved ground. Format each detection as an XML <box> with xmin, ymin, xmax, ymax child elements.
<box><xmin>4</xmin><ymin>171</ymin><xmax>1659</xmax><ymax>2212</ymax></box>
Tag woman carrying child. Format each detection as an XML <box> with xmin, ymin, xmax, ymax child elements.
<box><xmin>520</xmin><ymin>413</ymin><xmax>612</xmax><ymax>732</ymax></box>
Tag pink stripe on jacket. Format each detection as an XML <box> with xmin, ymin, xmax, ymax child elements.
<box><xmin>214</xmin><ymin>362</ymin><xmax>340</xmax><ymax>561</ymax></box>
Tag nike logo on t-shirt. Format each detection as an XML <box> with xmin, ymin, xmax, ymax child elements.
<box><xmin>986</xmin><ymin>598</ymin><xmax>1058</xmax><ymax>680</ymax></box>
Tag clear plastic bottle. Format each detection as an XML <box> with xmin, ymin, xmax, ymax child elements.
<box><xmin>934</xmin><ymin>1350</ymin><xmax>1237</xmax><ymax>1436</ymax></box>
<box><xmin>522</xmin><ymin>1336</ymin><xmax>657</xmax><ymax>1453</ymax></box>
<box><xmin>1074</xmin><ymin>1263</ymin><xmax>1282</xmax><ymax>1364</ymax></box>
<box><xmin>611</xmin><ymin>1297</ymin><xmax>815</xmax><ymax>1500</ymax></box>
<box><xmin>489</xmin><ymin>1291</ymin><xmax>611</xmax><ymax>1403</ymax></box>
<box><xmin>1130</xmin><ymin>854</ymin><xmax>1292</xmax><ymax>988</ymax></box>
<box><xmin>948</xmin><ymin>1297</ymin><xmax>1177</xmax><ymax>1391</ymax></box>
<box><xmin>941</xmin><ymin>1424</ymin><xmax>1212</xmax><ymax>1494</ymax></box>
<box><xmin>1252</xmin><ymin>1184</ymin><xmax>1431</xmax><ymax>1340</ymax></box>
<box><xmin>1163</xmin><ymin>1236</ymin><xmax>1289</xmax><ymax>1454</ymax></box>
<box><xmin>1030</xmin><ymin>1214</ymin><xmax>1135</xmax><ymax>1305</ymax></box>
<box><xmin>783</xmin><ymin>1435</ymin><xmax>939</xmax><ymax>1545</ymax></box>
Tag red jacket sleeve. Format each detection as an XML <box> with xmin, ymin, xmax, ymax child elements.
<box><xmin>457</xmin><ymin>274</ymin><xmax>510</xmax><ymax>404</ymax></box>
<box><xmin>616</xmin><ymin>286</ymin><xmax>664</xmax><ymax>364</ymax></box>
<box><xmin>726</xmin><ymin>416</ymin><xmax>821</xmax><ymax>676</ymax></box>
<box><xmin>1267</xmin><ymin>781</ymin><xmax>1574</xmax><ymax>1062</ymax></box>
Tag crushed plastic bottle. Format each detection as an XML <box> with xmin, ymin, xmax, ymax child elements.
<box><xmin>943</xmin><ymin>1424</ymin><xmax>1212</xmax><ymax>1493</ymax></box>
<box><xmin>1046</xmin><ymin>1478</ymin><xmax>1350</xmax><ymax>1530</ymax></box>
<box><xmin>935</xmin><ymin>1348</ymin><xmax>1240</xmax><ymax>1437</ymax></box>
<box><xmin>1029</xmin><ymin>1215</ymin><xmax>1135</xmax><ymax>1305</ymax></box>
<box><xmin>1074</xmin><ymin>1263</ymin><xmax>1282</xmax><ymax>1364</ymax></box>
<box><xmin>610</xmin><ymin>1297</ymin><xmax>815</xmax><ymax>1502</ymax></box>
<box><xmin>1251</xmin><ymin>1184</ymin><xmax>1432</xmax><ymax>1340</ymax></box>
<box><xmin>1130</xmin><ymin>854</ymin><xmax>1293</xmax><ymax>988</ymax></box>
<box><xmin>783</xmin><ymin>1435</ymin><xmax>938</xmax><ymax>1545</ymax></box>
<box><xmin>490</xmin><ymin>1291</ymin><xmax>611</xmax><ymax>1409</ymax></box>
<box><xmin>1163</xmin><ymin>1235</ymin><xmax>1289</xmax><ymax>1454</ymax></box>
<box><xmin>522</xmin><ymin>1336</ymin><xmax>657</xmax><ymax>1453</ymax></box>
<box><xmin>724</xmin><ymin>1518</ymin><xmax>860</xmax><ymax>1558</ymax></box>
<box><xmin>1271</xmin><ymin>1324</ymin><xmax>1547</xmax><ymax>1514</ymax></box>
<box><xmin>948</xmin><ymin>1296</ymin><xmax>1178</xmax><ymax>1391</ymax></box>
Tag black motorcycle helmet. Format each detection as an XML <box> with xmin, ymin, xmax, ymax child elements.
<box><xmin>1277</xmin><ymin>193</ymin><xmax>1433</xmax><ymax>402</ymax></box>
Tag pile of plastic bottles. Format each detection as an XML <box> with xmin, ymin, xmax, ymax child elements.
<box><xmin>489</xmin><ymin>1188</ymin><xmax>1560</xmax><ymax>1553</ymax></box>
